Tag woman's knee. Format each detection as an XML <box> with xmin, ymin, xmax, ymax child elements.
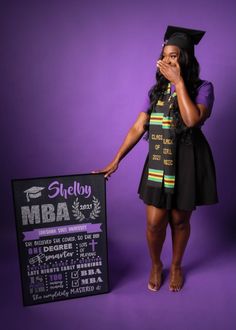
<box><xmin>170</xmin><ymin>209</ymin><xmax>192</xmax><ymax>229</ymax></box>
<box><xmin>146</xmin><ymin>205</ymin><xmax>168</xmax><ymax>233</ymax></box>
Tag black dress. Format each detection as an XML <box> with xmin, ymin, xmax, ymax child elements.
<box><xmin>137</xmin><ymin>116</ymin><xmax>218</xmax><ymax>211</ymax></box>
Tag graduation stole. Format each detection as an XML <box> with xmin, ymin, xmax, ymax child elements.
<box><xmin>147</xmin><ymin>83</ymin><xmax>177</xmax><ymax>193</ymax></box>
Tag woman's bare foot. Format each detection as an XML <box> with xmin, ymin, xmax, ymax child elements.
<box><xmin>148</xmin><ymin>263</ymin><xmax>163</xmax><ymax>292</ymax></box>
<box><xmin>169</xmin><ymin>265</ymin><xmax>184</xmax><ymax>292</ymax></box>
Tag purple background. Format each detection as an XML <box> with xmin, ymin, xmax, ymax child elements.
<box><xmin>1</xmin><ymin>0</ymin><xmax>235</xmax><ymax>329</ymax></box>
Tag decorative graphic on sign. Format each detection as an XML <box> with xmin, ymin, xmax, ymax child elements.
<box><xmin>24</xmin><ymin>186</ymin><xmax>45</xmax><ymax>202</ymax></box>
<box><xmin>72</xmin><ymin>196</ymin><xmax>101</xmax><ymax>221</ymax></box>
<box><xmin>89</xmin><ymin>196</ymin><xmax>101</xmax><ymax>219</ymax></box>
<box><xmin>12</xmin><ymin>173</ymin><xmax>109</xmax><ymax>306</ymax></box>
<box><xmin>72</xmin><ymin>198</ymin><xmax>86</xmax><ymax>221</ymax></box>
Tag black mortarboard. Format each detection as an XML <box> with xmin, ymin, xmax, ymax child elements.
<box><xmin>163</xmin><ymin>25</ymin><xmax>205</xmax><ymax>55</ymax></box>
<box><xmin>24</xmin><ymin>186</ymin><xmax>45</xmax><ymax>202</ymax></box>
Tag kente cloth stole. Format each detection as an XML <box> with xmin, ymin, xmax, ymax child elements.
<box><xmin>147</xmin><ymin>84</ymin><xmax>177</xmax><ymax>193</ymax></box>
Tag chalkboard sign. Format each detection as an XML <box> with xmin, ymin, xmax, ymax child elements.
<box><xmin>12</xmin><ymin>173</ymin><xmax>109</xmax><ymax>306</ymax></box>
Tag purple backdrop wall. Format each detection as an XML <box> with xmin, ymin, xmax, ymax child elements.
<box><xmin>1</xmin><ymin>0</ymin><xmax>235</xmax><ymax>329</ymax></box>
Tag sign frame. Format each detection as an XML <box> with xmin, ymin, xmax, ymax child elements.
<box><xmin>12</xmin><ymin>172</ymin><xmax>109</xmax><ymax>306</ymax></box>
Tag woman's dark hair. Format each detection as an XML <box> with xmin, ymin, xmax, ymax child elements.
<box><xmin>143</xmin><ymin>46</ymin><xmax>202</xmax><ymax>142</ymax></box>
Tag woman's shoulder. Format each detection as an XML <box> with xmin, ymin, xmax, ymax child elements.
<box><xmin>196</xmin><ymin>79</ymin><xmax>214</xmax><ymax>92</ymax></box>
<box><xmin>195</xmin><ymin>79</ymin><xmax>214</xmax><ymax>112</ymax></box>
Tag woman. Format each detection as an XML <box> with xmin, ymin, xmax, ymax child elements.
<box><xmin>92</xmin><ymin>26</ymin><xmax>218</xmax><ymax>292</ymax></box>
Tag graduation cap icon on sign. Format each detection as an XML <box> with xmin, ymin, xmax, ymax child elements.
<box><xmin>24</xmin><ymin>186</ymin><xmax>45</xmax><ymax>202</ymax></box>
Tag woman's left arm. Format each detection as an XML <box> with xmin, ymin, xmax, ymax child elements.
<box><xmin>158</xmin><ymin>60</ymin><xmax>210</xmax><ymax>127</ymax></box>
<box><xmin>175</xmin><ymin>78</ymin><xmax>210</xmax><ymax>127</ymax></box>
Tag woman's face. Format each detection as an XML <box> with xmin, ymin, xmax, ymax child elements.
<box><xmin>161</xmin><ymin>45</ymin><xmax>180</xmax><ymax>66</ymax></box>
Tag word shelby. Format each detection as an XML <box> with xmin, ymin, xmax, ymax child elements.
<box><xmin>48</xmin><ymin>181</ymin><xmax>91</xmax><ymax>199</ymax></box>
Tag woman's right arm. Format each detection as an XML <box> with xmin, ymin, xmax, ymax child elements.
<box><xmin>92</xmin><ymin>111</ymin><xmax>149</xmax><ymax>178</ymax></box>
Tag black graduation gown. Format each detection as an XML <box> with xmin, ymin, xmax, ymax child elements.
<box><xmin>137</xmin><ymin>125</ymin><xmax>218</xmax><ymax>211</ymax></box>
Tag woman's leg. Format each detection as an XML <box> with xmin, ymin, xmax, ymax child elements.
<box><xmin>146</xmin><ymin>205</ymin><xmax>168</xmax><ymax>291</ymax></box>
<box><xmin>169</xmin><ymin>209</ymin><xmax>192</xmax><ymax>292</ymax></box>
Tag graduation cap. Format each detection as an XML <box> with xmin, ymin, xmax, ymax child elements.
<box><xmin>24</xmin><ymin>186</ymin><xmax>45</xmax><ymax>202</ymax></box>
<box><xmin>163</xmin><ymin>25</ymin><xmax>205</xmax><ymax>55</ymax></box>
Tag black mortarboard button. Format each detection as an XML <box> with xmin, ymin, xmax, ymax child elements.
<box><xmin>163</xmin><ymin>25</ymin><xmax>205</xmax><ymax>55</ymax></box>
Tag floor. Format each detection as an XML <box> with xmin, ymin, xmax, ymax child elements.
<box><xmin>1</xmin><ymin>206</ymin><xmax>235</xmax><ymax>330</ymax></box>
